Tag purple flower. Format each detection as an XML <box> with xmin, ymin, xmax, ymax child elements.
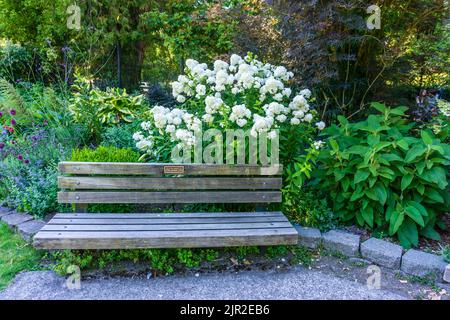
<box><xmin>0</xmin><ymin>143</ymin><xmax>4</xmax><ymax>149</ymax></box>
<box><xmin>10</xmin><ymin>109</ymin><xmax>16</xmax><ymax>116</ymax></box>
<box><xmin>10</xmin><ymin>119</ymin><xmax>16</xmax><ymax>126</ymax></box>
<box><xmin>17</xmin><ymin>154</ymin><xmax>23</xmax><ymax>161</ymax></box>
<box><xmin>0</xmin><ymin>112</ymin><xmax>3</xmax><ymax>118</ymax></box>
<box><xmin>24</xmin><ymin>159</ymin><xmax>30</xmax><ymax>164</ymax></box>
<box><xmin>31</xmin><ymin>136</ymin><xmax>38</xmax><ymax>141</ymax></box>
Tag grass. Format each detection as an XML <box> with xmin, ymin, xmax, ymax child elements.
<box><xmin>0</xmin><ymin>222</ymin><xmax>43</xmax><ymax>290</ymax></box>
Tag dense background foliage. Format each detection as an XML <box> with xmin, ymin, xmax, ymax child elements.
<box><xmin>0</xmin><ymin>0</ymin><xmax>448</xmax><ymax>251</ymax></box>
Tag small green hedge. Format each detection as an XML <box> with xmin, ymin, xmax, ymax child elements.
<box><xmin>70</xmin><ymin>146</ymin><xmax>140</xmax><ymax>162</ymax></box>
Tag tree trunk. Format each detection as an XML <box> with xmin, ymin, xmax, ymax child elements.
<box><xmin>121</xmin><ymin>40</ymin><xmax>145</xmax><ymax>92</ymax></box>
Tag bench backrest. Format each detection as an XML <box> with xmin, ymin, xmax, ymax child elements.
<box><xmin>57</xmin><ymin>162</ymin><xmax>283</xmax><ymax>207</ymax></box>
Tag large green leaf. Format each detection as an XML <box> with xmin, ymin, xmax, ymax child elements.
<box><xmin>405</xmin><ymin>145</ymin><xmax>427</xmax><ymax>163</ymax></box>
<box><xmin>407</xmin><ymin>201</ymin><xmax>428</xmax><ymax>217</ymax></box>
<box><xmin>420</xmin><ymin>224</ymin><xmax>441</xmax><ymax>241</ymax></box>
<box><xmin>374</xmin><ymin>183</ymin><xmax>387</xmax><ymax>205</ymax></box>
<box><xmin>389</xmin><ymin>210</ymin><xmax>404</xmax><ymax>235</ymax></box>
<box><xmin>397</xmin><ymin>218</ymin><xmax>419</xmax><ymax>248</ymax></box>
<box><xmin>404</xmin><ymin>206</ymin><xmax>425</xmax><ymax>227</ymax></box>
<box><xmin>361</xmin><ymin>206</ymin><xmax>374</xmax><ymax>227</ymax></box>
<box><xmin>354</xmin><ymin>170</ymin><xmax>370</xmax><ymax>184</ymax></box>
<box><xmin>420</xmin><ymin>167</ymin><xmax>448</xmax><ymax>189</ymax></box>
<box><xmin>401</xmin><ymin>174</ymin><xmax>413</xmax><ymax>191</ymax></box>
<box><xmin>420</xmin><ymin>131</ymin><xmax>433</xmax><ymax>145</ymax></box>
<box><xmin>426</xmin><ymin>189</ymin><xmax>444</xmax><ymax>203</ymax></box>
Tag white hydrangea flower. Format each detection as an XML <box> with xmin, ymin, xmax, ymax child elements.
<box><xmin>196</xmin><ymin>84</ymin><xmax>206</xmax><ymax>97</ymax></box>
<box><xmin>313</xmin><ymin>140</ymin><xmax>324</xmax><ymax>150</ymax></box>
<box><xmin>176</xmin><ymin>95</ymin><xmax>186</xmax><ymax>103</ymax></box>
<box><xmin>304</xmin><ymin>113</ymin><xmax>313</xmax><ymax>122</ymax></box>
<box><xmin>290</xmin><ymin>118</ymin><xmax>300</xmax><ymax>125</ymax></box>
<box><xmin>300</xmin><ymin>89</ymin><xmax>312</xmax><ymax>99</ymax></box>
<box><xmin>133</xmin><ymin>132</ymin><xmax>144</xmax><ymax>141</ymax></box>
<box><xmin>315</xmin><ymin>121</ymin><xmax>326</xmax><ymax>130</ymax></box>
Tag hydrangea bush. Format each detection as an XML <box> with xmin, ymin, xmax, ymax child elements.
<box><xmin>133</xmin><ymin>53</ymin><xmax>325</xmax><ymax>162</ymax></box>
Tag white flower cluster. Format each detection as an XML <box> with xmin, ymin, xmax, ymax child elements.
<box><xmin>134</xmin><ymin>105</ymin><xmax>202</xmax><ymax>150</ymax></box>
<box><xmin>135</xmin><ymin>54</ymin><xmax>326</xmax><ymax>155</ymax></box>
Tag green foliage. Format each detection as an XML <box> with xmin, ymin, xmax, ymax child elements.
<box><xmin>0</xmin><ymin>43</ymin><xmax>33</xmax><ymax>83</ymax></box>
<box><xmin>69</xmin><ymin>76</ymin><xmax>145</xmax><ymax>144</ymax></box>
<box><xmin>53</xmin><ymin>248</ymin><xmax>224</xmax><ymax>275</ymax></box>
<box><xmin>70</xmin><ymin>146</ymin><xmax>141</xmax><ymax>163</ymax></box>
<box><xmin>317</xmin><ymin>103</ymin><xmax>450</xmax><ymax>248</ymax></box>
<box><xmin>69</xmin><ymin>146</ymin><xmax>140</xmax><ymax>213</ymax></box>
<box><xmin>0</xmin><ymin>223</ymin><xmax>42</xmax><ymax>290</ymax></box>
<box><xmin>441</xmin><ymin>245</ymin><xmax>450</xmax><ymax>263</ymax></box>
<box><xmin>282</xmin><ymin>187</ymin><xmax>336</xmax><ymax>232</ymax></box>
<box><xmin>101</xmin><ymin>121</ymin><xmax>142</xmax><ymax>150</ymax></box>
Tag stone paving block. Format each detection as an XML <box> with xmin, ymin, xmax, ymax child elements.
<box><xmin>444</xmin><ymin>265</ymin><xmax>450</xmax><ymax>283</ymax></box>
<box><xmin>17</xmin><ymin>220</ymin><xmax>46</xmax><ymax>242</ymax></box>
<box><xmin>322</xmin><ymin>230</ymin><xmax>360</xmax><ymax>257</ymax></box>
<box><xmin>401</xmin><ymin>249</ymin><xmax>447</xmax><ymax>277</ymax></box>
<box><xmin>1</xmin><ymin>213</ymin><xmax>33</xmax><ymax>230</ymax></box>
<box><xmin>0</xmin><ymin>206</ymin><xmax>13</xmax><ymax>217</ymax></box>
<box><xmin>361</xmin><ymin>238</ymin><xmax>403</xmax><ymax>269</ymax></box>
<box><xmin>294</xmin><ymin>225</ymin><xmax>322</xmax><ymax>249</ymax></box>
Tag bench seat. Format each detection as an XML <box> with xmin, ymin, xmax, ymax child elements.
<box><xmin>34</xmin><ymin>211</ymin><xmax>298</xmax><ymax>249</ymax></box>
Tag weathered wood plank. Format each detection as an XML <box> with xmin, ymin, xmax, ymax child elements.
<box><xmin>58</xmin><ymin>162</ymin><xmax>283</xmax><ymax>176</ymax></box>
<box><xmin>33</xmin><ymin>228</ymin><xmax>299</xmax><ymax>249</ymax></box>
<box><xmin>47</xmin><ymin>216</ymin><xmax>289</xmax><ymax>225</ymax></box>
<box><xmin>40</xmin><ymin>222</ymin><xmax>292</xmax><ymax>231</ymax></box>
<box><xmin>57</xmin><ymin>191</ymin><xmax>282</xmax><ymax>204</ymax></box>
<box><xmin>58</xmin><ymin>177</ymin><xmax>282</xmax><ymax>190</ymax></box>
<box><xmin>52</xmin><ymin>211</ymin><xmax>285</xmax><ymax>219</ymax></box>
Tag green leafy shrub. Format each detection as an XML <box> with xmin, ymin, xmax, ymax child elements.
<box><xmin>282</xmin><ymin>187</ymin><xmax>336</xmax><ymax>232</ymax></box>
<box><xmin>70</xmin><ymin>146</ymin><xmax>141</xmax><ymax>163</ymax></box>
<box><xmin>69</xmin><ymin>75</ymin><xmax>145</xmax><ymax>144</ymax></box>
<box><xmin>100</xmin><ymin>121</ymin><xmax>141</xmax><ymax>150</ymax></box>
<box><xmin>317</xmin><ymin>102</ymin><xmax>450</xmax><ymax>248</ymax></box>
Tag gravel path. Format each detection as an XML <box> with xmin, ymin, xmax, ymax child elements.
<box><xmin>0</xmin><ymin>266</ymin><xmax>406</xmax><ymax>300</ymax></box>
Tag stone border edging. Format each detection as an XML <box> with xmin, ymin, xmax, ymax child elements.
<box><xmin>1</xmin><ymin>205</ymin><xmax>449</xmax><ymax>284</ymax></box>
<box><xmin>0</xmin><ymin>206</ymin><xmax>46</xmax><ymax>243</ymax></box>
<box><xmin>294</xmin><ymin>225</ymin><xmax>450</xmax><ymax>284</ymax></box>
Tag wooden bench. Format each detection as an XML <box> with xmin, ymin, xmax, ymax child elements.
<box><xmin>33</xmin><ymin>162</ymin><xmax>298</xmax><ymax>249</ymax></box>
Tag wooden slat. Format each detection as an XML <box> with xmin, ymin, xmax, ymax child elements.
<box><xmin>57</xmin><ymin>191</ymin><xmax>282</xmax><ymax>204</ymax></box>
<box><xmin>58</xmin><ymin>162</ymin><xmax>282</xmax><ymax>176</ymax></box>
<box><xmin>46</xmin><ymin>216</ymin><xmax>288</xmax><ymax>225</ymax></box>
<box><xmin>58</xmin><ymin>177</ymin><xmax>282</xmax><ymax>190</ymax></box>
<box><xmin>33</xmin><ymin>228</ymin><xmax>299</xmax><ymax>249</ymax></box>
<box><xmin>52</xmin><ymin>211</ymin><xmax>285</xmax><ymax>219</ymax></box>
<box><xmin>40</xmin><ymin>222</ymin><xmax>293</xmax><ymax>232</ymax></box>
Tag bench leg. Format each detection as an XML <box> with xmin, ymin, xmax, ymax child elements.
<box><xmin>75</xmin><ymin>204</ymin><xmax>88</xmax><ymax>213</ymax></box>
